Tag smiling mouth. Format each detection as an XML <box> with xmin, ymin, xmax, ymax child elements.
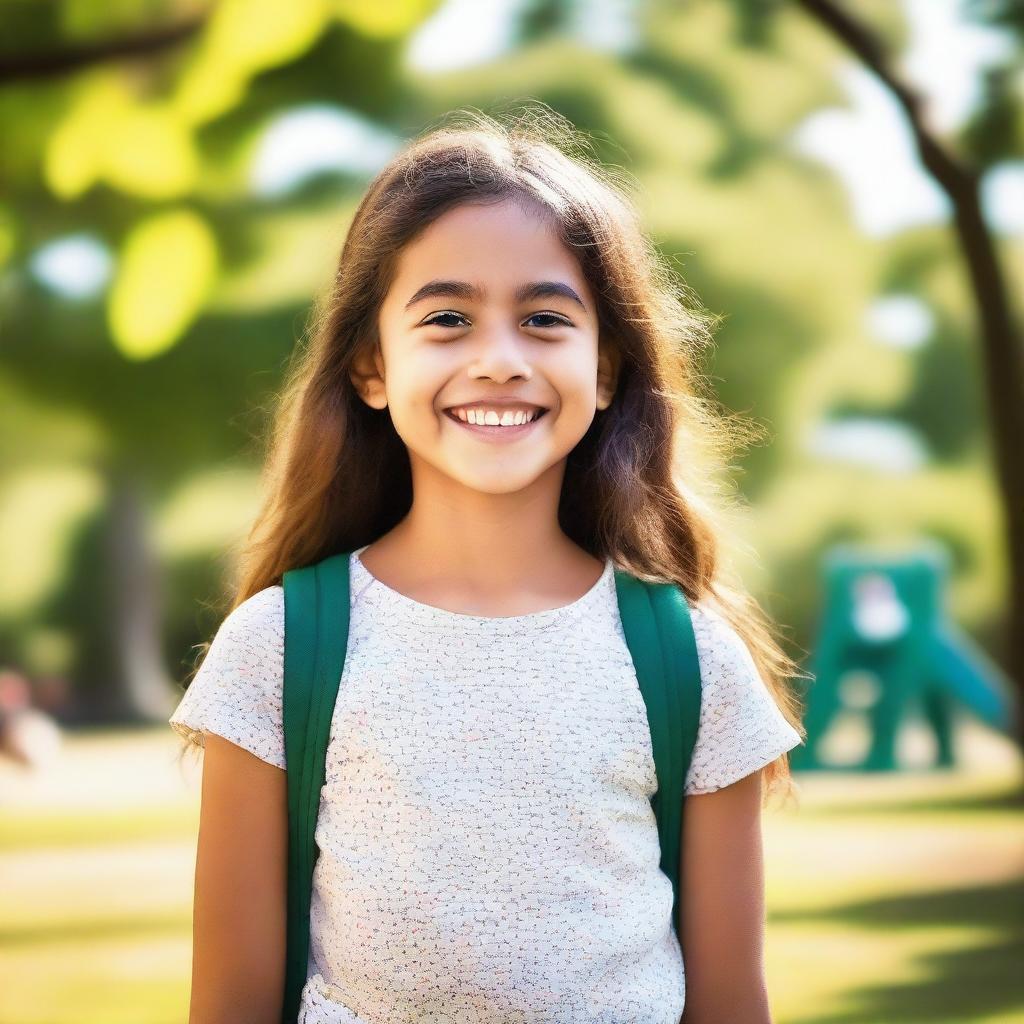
<box><xmin>443</xmin><ymin>407</ymin><xmax>549</xmax><ymax>438</ymax></box>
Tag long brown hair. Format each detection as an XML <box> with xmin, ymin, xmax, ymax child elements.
<box><xmin>183</xmin><ymin>103</ymin><xmax>807</xmax><ymax>802</ymax></box>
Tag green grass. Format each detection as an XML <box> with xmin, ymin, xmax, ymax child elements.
<box><xmin>0</xmin><ymin>804</ymin><xmax>197</xmax><ymax>851</ymax></box>
<box><xmin>764</xmin><ymin>773</ymin><xmax>1024</xmax><ymax>1024</ymax></box>
<box><xmin>1</xmin><ymin>732</ymin><xmax>1021</xmax><ymax>1024</ymax></box>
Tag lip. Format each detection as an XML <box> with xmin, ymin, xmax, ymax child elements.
<box><xmin>444</xmin><ymin>408</ymin><xmax>548</xmax><ymax>441</ymax></box>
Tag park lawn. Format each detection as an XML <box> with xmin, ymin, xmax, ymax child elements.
<box><xmin>764</xmin><ymin>770</ymin><xmax>1024</xmax><ymax>1024</ymax></box>
<box><xmin>0</xmin><ymin>729</ymin><xmax>1021</xmax><ymax>1024</ymax></box>
<box><xmin>0</xmin><ymin>820</ymin><xmax>197</xmax><ymax>1024</ymax></box>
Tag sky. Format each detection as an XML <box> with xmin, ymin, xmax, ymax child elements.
<box><xmin>792</xmin><ymin>0</ymin><xmax>1021</xmax><ymax>238</ymax></box>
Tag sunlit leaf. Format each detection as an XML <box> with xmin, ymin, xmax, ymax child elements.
<box><xmin>43</xmin><ymin>74</ymin><xmax>121</xmax><ymax>199</ymax></box>
<box><xmin>175</xmin><ymin>0</ymin><xmax>330</xmax><ymax>125</ymax></box>
<box><xmin>0</xmin><ymin>466</ymin><xmax>103</xmax><ymax>616</ymax></box>
<box><xmin>108</xmin><ymin>210</ymin><xmax>219</xmax><ymax>360</ymax></box>
<box><xmin>335</xmin><ymin>0</ymin><xmax>440</xmax><ymax>37</ymax></box>
<box><xmin>152</xmin><ymin>466</ymin><xmax>261</xmax><ymax>558</ymax></box>
<box><xmin>44</xmin><ymin>74</ymin><xmax>198</xmax><ymax>199</ymax></box>
<box><xmin>103</xmin><ymin>105</ymin><xmax>199</xmax><ymax>198</ymax></box>
<box><xmin>172</xmin><ymin>57</ymin><xmax>246</xmax><ymax>126</ymax></box>
<box><xmin>0</xmin><ymin>205</ymin><xmax>17</xmax><ymax>268</ymax></box>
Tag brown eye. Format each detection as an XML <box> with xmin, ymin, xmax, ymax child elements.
<box><xmin>422</xmin><ymin>311</ymin><xmax>469</xmax><ymax>328</ymax></box>
<box><xmin>524</xmin><ymin>313</ymin><xmax>571</xmax><ymax>328</ymax></box>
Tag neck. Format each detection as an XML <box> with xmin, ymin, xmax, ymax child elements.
<box><xmin>363</xmin><ymin>461</ymin><xmax>602</xmax><ymax>601</ymax></box>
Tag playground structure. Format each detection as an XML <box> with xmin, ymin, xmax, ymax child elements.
<box><xmin>790</xmin><ymin>541</ymin><xmax>1019</xmax><ymax>772</ymax></box>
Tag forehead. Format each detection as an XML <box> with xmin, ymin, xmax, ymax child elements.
<box><xmin>388</xmin><ymin>199</ymin><xmax>591</xmax><ymax>302</ymax></box>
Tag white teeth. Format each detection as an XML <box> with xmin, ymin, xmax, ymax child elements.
<box><xmin>452</xmin><ymin>407</ymin><xmax>541</xmax><ymax>426</ymax></box>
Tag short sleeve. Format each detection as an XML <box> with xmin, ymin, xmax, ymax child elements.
<box><xmin>683</xmin><ymin>605</ymin><xmax>802</xmax><ymax>795</ymax></box>
<box><xmin>169</xmin><ymin>585</ymin><xmax>287</xmax><ymax>770</ymax></box>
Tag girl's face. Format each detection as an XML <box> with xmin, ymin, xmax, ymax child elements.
<box><xmin>354</xmin><ymin>198</ymin><xmax>618</xmax><ymax>497</ymax></box>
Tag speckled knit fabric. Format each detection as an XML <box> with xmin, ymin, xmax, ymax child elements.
<box><xmin>170</xmin><ymin>545</ymin><xmax>801</xmax><ymax>1023</ymax></box>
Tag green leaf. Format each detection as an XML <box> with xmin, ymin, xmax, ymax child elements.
<box><xmin>108</xmin><ymin>210</ymin><xmax>218</xmax><ymax>360</ymax></box>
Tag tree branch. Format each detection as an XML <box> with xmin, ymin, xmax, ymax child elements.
<box><xmin>0</xmin><ymin>15</ymin><xmax>207</xmax><ymax>85</ymax></box>
<box><xmin>795</xmin><ymin>0</ymin><xmax>1024</xmax><ymax>739</ymax></box>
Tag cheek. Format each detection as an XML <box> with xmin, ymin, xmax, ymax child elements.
<box><xmin>386</xmin><ymin>360</ymin><xmax>441</xmax><ymax>407</ymax></box>
<box><xmin>545</xmin><ymin>342</ymin><xmax>599</xmax><ymax>385</ymax></box>
<box><xmin>548</xmin><ymin>365</ymin><xmax>601</xmax><ymax>414</ymax></box>
<box><xmin>391</xmin><ymin>386</ymin><xmax>454</xmax><ymax>445</ymax></box>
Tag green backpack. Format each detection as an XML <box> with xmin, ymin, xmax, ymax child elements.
<box><xmin>279</xmin><ymin>549</ymin><xmax>702</xmax><ymax>1024</ymax></box>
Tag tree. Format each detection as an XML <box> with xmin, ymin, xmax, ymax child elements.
<box><xmin>793</xmin><ymin>0</ymin><xmax>1024</xmax><ymax>745</ymax></box>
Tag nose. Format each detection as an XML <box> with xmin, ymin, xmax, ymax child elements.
<box><xmin>467</xmin><ymin>327</ymin><xmax>533</xmax><ymax>382</ymax></box>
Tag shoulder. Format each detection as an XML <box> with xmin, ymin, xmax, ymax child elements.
<box><xmin>194</xmin><ymin>585</ymin><xmax>286</xmax><ymax>688</ymax></box>
<box><xmin>226</xmin><ymin>584</ymin><xmax>284</xmax><ymax>626</ymax></box>
<box><xmin>212</xmin><ymin>585</ymin><xmax>284</xmax><ymax>649</ymax></box>
<box><xmin>170</xmin><ymin>585</ymin><xmax>288</xmax><ymax>770</ymax></box>
<box><xmin>683</xmin><ymin>600</ymin><xmax>801</xmax><ymax>794</ymax></box>
<box><xmin>687</xmin><ymin>601</ymin><xmax>758</xmax><ymax>688</ymax></box>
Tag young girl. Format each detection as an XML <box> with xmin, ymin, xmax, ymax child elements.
<box><xmin>170</xmin><ymin>107</ymin><xmax>806</xmax><ymax>1024</ymax></box>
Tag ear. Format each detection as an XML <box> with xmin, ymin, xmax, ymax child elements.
<box><xmin>596</xmin><ymin>338</ymin><xmax>620</xmax><ymax>411</ymax></box>
<box><xmin>349</xmin><ymin>340</ymin><xmax>388</xmax><ymax>411</ymax></box>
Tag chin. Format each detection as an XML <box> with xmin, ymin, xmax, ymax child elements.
<box><xmin>447</xmin><ymin>463</ymin><xmax>557</xmax><ymax>495</ymax></box>
<box><xmin>457</xmin><ymin>475</ymin><xmax>543</xmax><ymax>496</ymax></box>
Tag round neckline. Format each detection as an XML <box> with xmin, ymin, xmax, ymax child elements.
<box><xmin>351</xmin><ymin>544</ymin><xmax>615</xmax><ymax>632</ymax></box>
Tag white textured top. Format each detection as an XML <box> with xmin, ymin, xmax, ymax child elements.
<box><xmin>170</xmin><ymin>546</ymin><xmax>801</xmax><ymax>1024</ymax></box>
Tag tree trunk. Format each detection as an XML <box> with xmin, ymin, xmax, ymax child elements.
<box><xmin>796</xmin><ymin>0</ymin><xmax>1024</xmax><ymax>750</ymax></box>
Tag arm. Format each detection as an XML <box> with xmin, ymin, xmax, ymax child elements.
<box><xmin>187</xmin><ymin>733</ymin><xmax>288</xmax><ymax>1024</ymax></box>
<box><xmin>678</xmin><ymin>768</ymin><xmax>773</xmax><ymax>1024</ymax></box>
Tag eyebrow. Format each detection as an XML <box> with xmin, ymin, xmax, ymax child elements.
<box><xmin>404</xmin><ymin>279</ymin><xmax>588</xmax><ymax>313</ymax></box>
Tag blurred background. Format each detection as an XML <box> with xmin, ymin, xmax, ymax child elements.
<box><xmin>1</xmin><ymin>1</ymin><xmax>1023</xmax><ymax>1022</ymax></box>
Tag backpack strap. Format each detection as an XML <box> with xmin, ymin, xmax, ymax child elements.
<box><xmin>614</xmin><ymin>569</ymin><xmax>702</xmax><ymax>939</ymax></box>
<box><xmin>280</xmin><ymin>552</ymin><xmax>351</xmax><ymax>1024</ymax></box>
<box><xmin>281</xmin><ymin>553</ymin><xmax>701</xmax><ymax>1022</ymax></box>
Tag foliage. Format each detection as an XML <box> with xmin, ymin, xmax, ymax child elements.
<box><xmin>0</xmin><ymin>0</ymin><xmax>1019</xmax><ymax>706</ymax></box>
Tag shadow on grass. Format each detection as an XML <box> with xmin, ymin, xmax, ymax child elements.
<box><xmin>790</xmin><ymin>775</ymin><xmax>1024</xmax><ymax>819</ymax></box>
<box><xmin>778</xmin><ymin>876</ymin><xmax>1024</xmax><ymax>1023</ymax></box>
<box><xmin>0</xmin><ymin>908</ymin><xmax>190</xmax><ymax>948</ymax></box>
<box><xmin>0</xmin><ymin>804</ymin><xmax>197</xmax><ymax>851</ymax></box>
